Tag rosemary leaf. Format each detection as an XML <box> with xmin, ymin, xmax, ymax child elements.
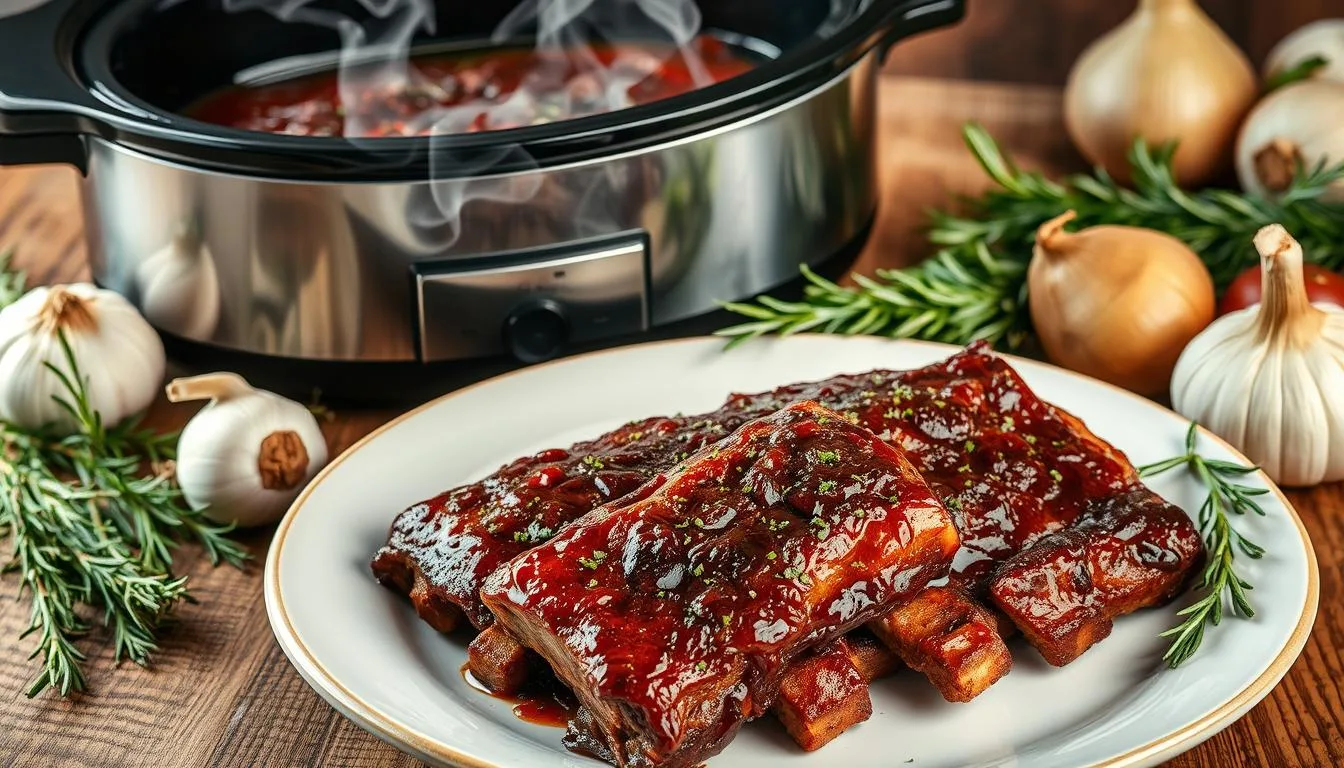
<box><xmin>1</xmin><ymin>313</ymin><xmax>248</xmax><ymax>697</ymax></box>
<box><xmin>719</xmin><ymin>123</ymin><xmax>1344</xmax><ymax>349</ymax></box>
<box><xmin>1139</xmin><ymin>422</ymin><xmax>1266</xmax><ymax>667</ymax></box>
<box><xmin>1264</xmin><ymin>55</ymin><xmax>1329</xmax><ymax>94</ymax></box>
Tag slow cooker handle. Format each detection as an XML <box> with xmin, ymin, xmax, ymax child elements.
<box><xmin>0</xmin><ymin>0</ymin><xmax>100</xmax><ymax>170</ymax></box>
<box><xmin>878</xmin><ymin>0</ymin><xmax>966</xmax><ymax>60</ymax></box>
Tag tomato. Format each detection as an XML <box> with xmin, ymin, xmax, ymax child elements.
<box><xmin>1219</xmin><ymin>263</ymin><xmax>1344</xmax><ymax>315</ymax></box>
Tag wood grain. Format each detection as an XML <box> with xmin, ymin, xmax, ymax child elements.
<box><xmin>0</xmin><ymin>77</ymin><xmax>1340</xmax><ymax>768</ymax></box>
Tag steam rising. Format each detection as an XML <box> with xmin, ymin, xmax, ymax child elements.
<box><xmin>220</xmin><ymin>0</ymin><xmax>716</xmax><ymax>246</ymax></box>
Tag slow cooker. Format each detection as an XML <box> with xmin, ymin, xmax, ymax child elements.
<box><xmin>0</xmin><ymin>0</ymin><xmax>963</xmax><ymax>395</ymax></box>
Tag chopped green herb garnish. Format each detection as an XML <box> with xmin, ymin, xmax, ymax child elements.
<box><xmin>691</xmin><ymin>563</ymin><xmax>705</xmax><ymax>578</ymax></box>
<box><xmin>818</xmin><ymin>480</ymin><xmax>838</xmax><ymax>494</ymax></box>
<box><xmin>766</xmin><ymin>551</ymin><xmax>778</xmax><ymax>561</ymax></box>
<box><xmin>815</xmin><ymin>450</ymin><xmax>840</xmax><ymax>465</ymax></box>
<box><xmin>1025</xmin><ymin>435</ymin><xmax>1037</xmax><ymax>445</ymax></box>
<box><xmin>721</xmin><ymin>614</ymin><xmax>733</xmax><ymax>627</ymax></box>
<box><xmin>578</xmin><ymin>550</ymin><xmax>608</xmax><ymax>570</ymax></box>
<box><xmin>934</xmin><ymin>400</ymin><xmax>947</xmax><ymax>408</ymax></box>
<box><xmin>1050</xmin><ymin>468</ymin><xmax>1064</xmax><ymax>482</ymax></box>
<box><xmin>853</xmin><ymin>509</ymin><xmax>866</xmax><ymax>518</ymax></box>
<box><xmin>582</xmin><ymin>455</ymin><xmax>605</xmax><ymax>470</ymax></box>
<box><xmin>693</xmin><ymin>517</ymin><xmax>705</xmax><ymax>528</ymax></box>
<box><xmin>946</xmin><ymin>497</ymin><xmax>963</xmax><ymax>512</ymax></box>
<box><xmin>964</xmin><ymin>440</ymin><xmax>976</xmax><ymax>453</ymax></box>
<box><xmin>587</xmin><ymin>578</ymin><xmax>598</xmax><ymax>588</ymax></box>
<box><xmin>1002</xmin><ymin>416</ymin><xmax>1016</xmax><ymax>431</ymax></box>
<box><xmin>695</xmin><ymin>661</ymin><xmax>708</xmax><ymax>673</ymax></box>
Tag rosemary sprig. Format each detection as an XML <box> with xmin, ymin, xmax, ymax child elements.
<box><xmin>719</xmin><ymin>124</ymin><xmax>1344</xmax><ymax>348</ymax></box>
<box><xmin>717</xmin><ymin>246</ymin><xmax>1030</xmax><ymax>349</ymax></box>
<box><xmin>935</xmin><ymin>123</ymin><xmax>1344</xmax><ymax>288</ymax></box>
<box><xmin>1</xmin><ymin>329</ymin><xmax>247</xmax><ymax>697</ymax></box>
<box><xmin>1139</xmin><ymin>422</ymin><xmax>1268</xmax><ymax>668</ymax></box>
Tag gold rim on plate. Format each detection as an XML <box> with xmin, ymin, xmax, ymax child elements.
<box><xmin>265</xmin><ymin>336</ymin><xmax>1320</xmax><ymax>768</ymax></box>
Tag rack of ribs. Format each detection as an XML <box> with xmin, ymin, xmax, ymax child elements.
<box><xmin>371</xmin><ymin>343</ymin><xmax>1204</xmax><ymax>741</ymax></box>
<box><xmin>479</xmin><ymin>401</ymin><xmax>961</xmax><ymax>768</ymax></box>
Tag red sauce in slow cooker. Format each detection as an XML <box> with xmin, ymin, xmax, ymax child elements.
<box><xmin>185</xmin><ymin>36</ymin><xmax>755</xmax><ymax>138</ymax></box>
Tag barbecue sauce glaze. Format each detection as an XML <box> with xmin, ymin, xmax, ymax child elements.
<box><xmin>373</xmin><ymin>342</ymin><xmax>1139</xmax><ymax>630</ymax></box>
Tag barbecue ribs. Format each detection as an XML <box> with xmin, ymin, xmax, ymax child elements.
<box><xmin>480</xmin><ymin>401</ymin><xmax>960</xmax><ymax>768</ymax></box>
<box><xmin>372</xmin><ymin>342</ymin><xmax>1203</xmax><ymax>709</ymax></box>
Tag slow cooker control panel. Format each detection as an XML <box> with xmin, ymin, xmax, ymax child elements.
<box><xmin>414</xmin><ymin>232</ymin><xmax>650</xmax><ymax>364</ymax></box>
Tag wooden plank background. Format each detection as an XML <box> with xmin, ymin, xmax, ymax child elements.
<box><xmin>884</xmin><ymin>0</ymin><xmax>1341</xmax><ymax>84</ymax></box>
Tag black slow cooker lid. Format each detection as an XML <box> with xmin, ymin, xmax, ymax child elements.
<box><xmin>0</xmin><ymin>0</ymin><xmax>964</xmax><ymax>181</ymax></box>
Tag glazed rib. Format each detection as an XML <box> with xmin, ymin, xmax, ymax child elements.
<box><xmin>480</xmin><ymin>402</ymin><xmax>960</xmax><ymax>768</ymax></box>
<box><xmin>373</xmin><ymin>342</ymin><xmax>1204</xmax><ymax>704</ymax></box>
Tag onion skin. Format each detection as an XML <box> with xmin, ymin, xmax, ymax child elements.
<box><xmin>1028</xmin><ymin>211</ymin><xmax>1216</xmax><ymax>395</ymax></box>
<box><xmin>1064</xmin><ymin>0</ymin><xmax>1256</xmax><ymax>188</ymax></box>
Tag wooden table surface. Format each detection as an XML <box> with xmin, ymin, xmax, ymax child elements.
<box><xmin>0</xmin><ymin>77</ymin><xmax>1340</xmax><ymax>768</ymax></box>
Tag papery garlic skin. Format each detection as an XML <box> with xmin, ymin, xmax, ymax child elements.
<box><xmin>0</xmin><ymin>284</ymin><xmax>165</xmax><ymax>431</ymax></box>
<box><xmin>1171</xmin><ymin>225</ymin><xmax>1344</xmax><ymax>487</ymax></box>
<box><xmin>1235</xmin><ymin>80</ymin><xmax>1344</xmax><ymax>200</ymax></box>
<box><xmin>1265</xmin><ymin>19</ymin><xmax>1344</xmax><ymax>86</ymax></box>
<box><xmin>170</xmin><ymin>373</ymin><xmax>328</xmax><ymax>527</ymax></box>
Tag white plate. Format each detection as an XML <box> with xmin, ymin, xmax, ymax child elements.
<box><xmin>265</xmin><ymin>337</ymin><xmax>1318</xmax><ymax>768</ymax></box>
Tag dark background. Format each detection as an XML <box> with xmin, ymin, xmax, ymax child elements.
<box><xmin>884</xmin><ymin>0</ymin><xmax>1344</xmax><ymax>84</ymax></box>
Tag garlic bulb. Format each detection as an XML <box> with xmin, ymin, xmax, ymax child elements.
<box><xmin>1265</xmin><ymin>19</ymin><xmax>1344</xmax><ymax>86</ymax></box>
<box><xmin>0</xmin><ymin>284</ymin><xmax>165</xmax><ymax>431</ymax></box>
<box><xmin>1235</xmin><ymin>80</ymin><xmax>1344</xmax><ymax>199</ymax></box>
<box><xmin>1028</xmin><ymin>211</ymin><xmax>1216</xmax><ymax>395</ymax></box>
<box><xmin>135</xmin><ymin>227</ymin><xmax>221</xmax><ymax>340</ymax></box>
<box><xmin>1171</xmin><ymin>224</ymin><xmax>1344</xmax><ymax>487</ymax></box>
<box><xmin>1064</xmin><ymin>0</ymin><xmax>1257</xmax><ymax>188</ymax></box>
<box><xmin>167</xmin><ymin>373</ymin><xmax>328</xmax><ymax>527</ymax></box>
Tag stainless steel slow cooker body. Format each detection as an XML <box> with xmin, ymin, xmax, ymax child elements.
<box><xmin>0</xmin><ymin>0</ymin><xmax>965</xmax><ymax>366</ymax></box>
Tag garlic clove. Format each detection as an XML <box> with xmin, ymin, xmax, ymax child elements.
<box><xmin>0</xmin><ymin>283</ymin><xmax>165</xmax><ymax>432</ymax></box>
<box><xmin>1171</xmin><ymin>224</ymin><xmax>1344</xmax><ymax>487</ymax></box>
<box><xmin>1265</xmin><ymin>19</ymin><xmax>1344</xmax><ymax>86</ymax></box>
<box><xmin>1235</xmin><ymin>80</ymin><xmax>1344</xmax><ymax>200</ymax></box>
<box><xmin>167</xmin><ymin>373</ymin><xmax>328</xmax><ymax>528</ymax></box>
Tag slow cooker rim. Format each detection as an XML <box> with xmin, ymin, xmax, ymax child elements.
<box><xmin>60</xmin><ymin>0</ymin><xmax>936</xmax><ymax>180</ymax></box>
<box><xmin>81</xmin><ymin>54</ymin><xmax>872</xmax><ymax>187</ymax></box>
